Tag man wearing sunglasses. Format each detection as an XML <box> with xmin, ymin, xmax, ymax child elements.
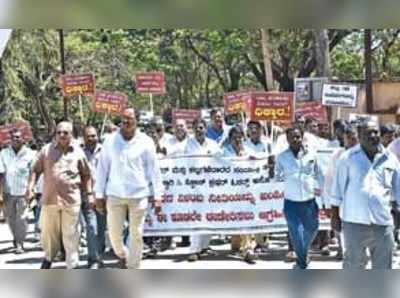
<box><xmin>26</xmin><ymin>121</ymin><xmax>92</xmax><ymax>269</ymax></box>
<box><xmin>0</xmin><ymin>129</ymin><xmax>36</xmax><ymax>254</ymax></box>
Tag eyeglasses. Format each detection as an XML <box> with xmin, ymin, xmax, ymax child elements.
<box><xmin>57</xmin><ymin>131</ymin><xmax>70</xmax><ymax>135</ymax></box>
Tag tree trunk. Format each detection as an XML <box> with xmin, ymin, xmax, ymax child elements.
<box><xmin>314</xmin><ymin>29</ymin><xmax>330</xmax><ymax>77</ymax></box>
<box><xmin>364</xmin><ymin>29</ymin><xmax>374</xmax><ymax>113</ymax></box>
<box><xmin>260</xmin><ymin>29</ymin><xmax>275</xmax><ymax>91</ymax></box>
<box><xmin>314</xmin><ymin>29</ymin><xmax>333</xmax><ymax>123</ymax></box>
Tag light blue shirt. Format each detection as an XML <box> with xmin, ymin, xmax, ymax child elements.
<box><xmin>276</xmin><ymin>147</ymin><xmax>324</xmax><ymax>203</ymax></box>
<box><xmin>206</xmin><ymin>125</ymin><xmax>230</xmax><ymax>145</ymax></box>
<box><xmin>331</xmin><ymin>145</ymin><xmax>400</xmax><ymax>226</ymax></box>
<box><xmin>0</xmin><ymin>146</ymin><xmax>36</xmax><ymax>196</ymax></box>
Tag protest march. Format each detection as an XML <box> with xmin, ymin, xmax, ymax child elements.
<box><xmin>1</xmin><ymin>29</ymin><xmax>400</xmax><ymax>270</ymax></box>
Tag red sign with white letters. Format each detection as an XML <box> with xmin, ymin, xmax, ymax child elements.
<box><xmin>135</xmin><ymin>72</ymin><xmax>166</xmax><ymax>94</ymax></box>
<box><xmin>92</xmin><ymin>90</ymin><xmax>128</xmax><ymax>115</ymax></box>
<box><xmin>59</xmin><ymin>73</ymin><xmax>95</xmax><ymax>97</ymax></box>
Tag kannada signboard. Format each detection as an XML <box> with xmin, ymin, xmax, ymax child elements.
<box><xmin>295</xmin><ymin>101</ymin><xmax>328</xmax><ymax>123</ymax></box>
<box><xmin>135</xmin><ymin>71</ymin><xmax>166</xmax><ymax>94</ymax></box>
<box><xmin>172</xmin><ymin>109</ymin><xmax>201</xmax><ymax>128</ymax></box>
<box><xmin>92</xmin><ymin>90</ymin><xmax>128</xmax><ymax>115</ymax></box>
<box><xmin>294</xmin><ymin>77</ymin><xmax>328</xmax><ymax>102</ymax></box>
<box><xmin>322</xmin><ymin>84</ymin><xmax>358</xmax><ymax>107</ymax></box>
<box><xmin>59</xmin><ymin>73</ymin><xmax>95</xmax><ymax>97</ymax></box>
<box><xmin>248</xmin><ymin>92</ymin><xmax>294</xmax><ymax>122</ymax></box>
<box><xmin>223</xmin><ymin>91</ymin><xmax>251</xmax><ymax>115</ymax></box>
<box><xmin>0</xmin><ymin>121</ymin><xmax>33</xmax><ymax>146</ymax></box>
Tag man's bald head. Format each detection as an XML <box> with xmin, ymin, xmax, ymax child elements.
<box><xmin>57</xmin><ymin>121</ymin><xmax>73</xmax><ymax>133</ymax></box>
<box><xmin>121</xmin><ymin>107</ymin><xmax>137</xmax><ymax>138</ymax></box>
<box><xmin>174</xmin><ymin>119</ymin><xmax>187</xmax><ymax>141</ymax></box>
<box><xmin>56</xmin><ymin>121</ymin><xmax>73</xmax><ymax>149</ymax></box>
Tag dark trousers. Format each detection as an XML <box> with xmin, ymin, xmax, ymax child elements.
<box><xmin>284</xmin><ymin>199</ymin><xmax>319</xmax><ymax>269</ymax></box>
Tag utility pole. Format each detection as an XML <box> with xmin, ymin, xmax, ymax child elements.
<box><xmin>260</xmin><ymin>29</ymin><xmax>275</xmax><ymax>91</ymax></box>
<box><xmin>364</xmin><ymin>29</ymin><xmax>374</xmax><ymax>114</ymax></box>
<box><xmin>59</xmin><ymin>29</ymin><xmax>69</xmax><ymax>120</ymax></box>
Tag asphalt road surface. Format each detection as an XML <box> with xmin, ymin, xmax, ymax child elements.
<box><xmin>0</xmin><ymin>218</ymin><xmax>399</xmax><ymax>269</ymax></box>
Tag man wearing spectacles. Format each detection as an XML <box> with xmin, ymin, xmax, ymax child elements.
<box><xmin>26</xmin><ymin>121</ymin><xmax>92</xmax><ymax>269</ymax></box>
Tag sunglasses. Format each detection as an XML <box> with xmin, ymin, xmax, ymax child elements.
<box><xmin>57</xmin><ymin>131</ymin><xmax>70</xmax><ymax>135</ymax></box>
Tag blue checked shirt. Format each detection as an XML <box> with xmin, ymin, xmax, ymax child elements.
<box><xmin>0</xmin><ymin>146</ymin><xmax>36</xmax><ymax>196</ymax></box>
<box><xmin>276</xmin><ymin>147</ymin><xmax>324</xmax><ymax>204</ymax></box>
<box><xmin>331</xmin><ymin>145</ymin><xmax>400</xmax><ymax>226</ymax></box>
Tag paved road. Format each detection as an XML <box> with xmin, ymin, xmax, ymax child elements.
<box><xmin>0</xmin><ymin>219</ymin><xmax>399</xmax><ymax>269</ymax></box>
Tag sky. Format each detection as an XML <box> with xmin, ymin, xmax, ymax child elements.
<box><xmin>0</xmin><ymin>29</ymin><xmax>12</xmax><ymax>58</ymax></box>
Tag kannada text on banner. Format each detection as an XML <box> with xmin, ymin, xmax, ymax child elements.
<box><xmin>144</xmin><ymin>156</ymin><xmax>330</xmax><ymax>236</ymax></box>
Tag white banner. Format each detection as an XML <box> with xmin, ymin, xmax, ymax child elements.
<box><xmin>322</xmin><ymin>84</ymin><xmax>358</xmax><ymax>107</ymax></box>
<box><xmin>144</xmin><ymin>156</ymin><xmax>330</xmax><ymax>236</ymax></box>
<box><xmin>349</xmin><ymin>113</ymin><xmax>379</xmax><ymax>125</ymax></box>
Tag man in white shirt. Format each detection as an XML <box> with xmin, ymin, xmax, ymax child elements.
<box><xmin>185</xmin><ymin>118</ymin><xmax>221</xmax><ymax>262</ymax></box>
<box><xmin>323</xmin><ymin>124</ymin><xmax>358</xmax><ymax>260</ymax></box>
<box><xmin>332</xmin><ymin>121</ymin><xmax>400</xmax><ymax>269</ymax></box>
<box><xmin>276</xmin><ymin>125</ymin><xmax>323</xmax><ymax>269</ymax></box>
<box><xmin>166</xmin><ymin>119</ymin><xmax>188</xmax><ymax>157</ymax></box>
<box><xmin>244</xmin><ymin>120</ymin><xmax>272</xmax><ymax>159</ymax></box>
<box><xmin>150</xmin><ymin>116</ymin><xmax>174</xmax><ymax>150</ymax></box>
<box><xmin>0</xmin><ymin>129</ymin><xmax>36</xmax><ymax>254</ymax></box>
<box><xmin>244</xmin><ymin>120</ymin><xmax>273</xmax><ymax>253</ymax></box>
<box><xmin>95</xmin><ymin>108</ymin><xmax>164</xmax><ymax>269</ymax></box>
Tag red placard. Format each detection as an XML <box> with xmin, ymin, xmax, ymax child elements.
<box><xmin>59</xmin><ymin>73</ymin><xmax>95</xmax><ymax>97</ymax></box>
<box><xmin>295</xmin><ymin>101</ymin><xmax>328</xmax><ymax>122</ymax></box>
<box><xmin>223</xmin><ymin>91</ymin><xmax>252</xmax><ymax>115</ymax></box>
<box><xmin>172</xmin><ymin>109</ymin><xmax>201</xmax><ymax>128</ymax></box>
<box><xmin>135</xmin><ymin>71</ymin><xmax>166</xmax><ymax>94</ymax></box>
<box><xmin>92</xmin><ymin>90</ymin><xmax>128</xmax><ymax>115</ymax></box>
<box><xmin>248</xmin><ymin>92</ymin><xmax>294</xmax><ymax>122</ymax></box>
<box><xmin>0</xmin><ymin>121</ymin><xmax>33</xmax><ymax>146</ymax></box>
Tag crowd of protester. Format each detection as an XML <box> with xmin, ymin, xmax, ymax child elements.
<box><xmin>0</xmin><ymin>107</ymin><xmax>400</xmax><ymax>269</ymax></box>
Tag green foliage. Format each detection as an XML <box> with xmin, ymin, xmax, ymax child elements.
<box><xmin>1</xmin><ymin>29</ymin><xmax>399</xmax><ymax>134</ymax></box>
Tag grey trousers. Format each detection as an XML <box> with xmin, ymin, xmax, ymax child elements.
<box><xmin>3</xmin><ymin>195</ymin><xmax>28</xmax><ymax>244</ymax></box>
<box><xmin>343</xmin><ymin>222</ymin><xmax>394</xmax><ymax>269</ymax></box>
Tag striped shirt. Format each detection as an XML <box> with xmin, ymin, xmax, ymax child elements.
<box><xmin>0</xmin><ymin>146</ymin><xmax>36</xmax><ymax>196</ymax></box>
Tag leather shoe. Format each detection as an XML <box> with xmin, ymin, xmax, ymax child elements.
<box><xmin>41</xmin><ymin>259</ymin><xmax>52</xmax><ymax>269</ymax></box>
<box><xmin>118</xmin><ymin>258</ymin><xmax>127</xmax><ymax>269</ymax></box>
